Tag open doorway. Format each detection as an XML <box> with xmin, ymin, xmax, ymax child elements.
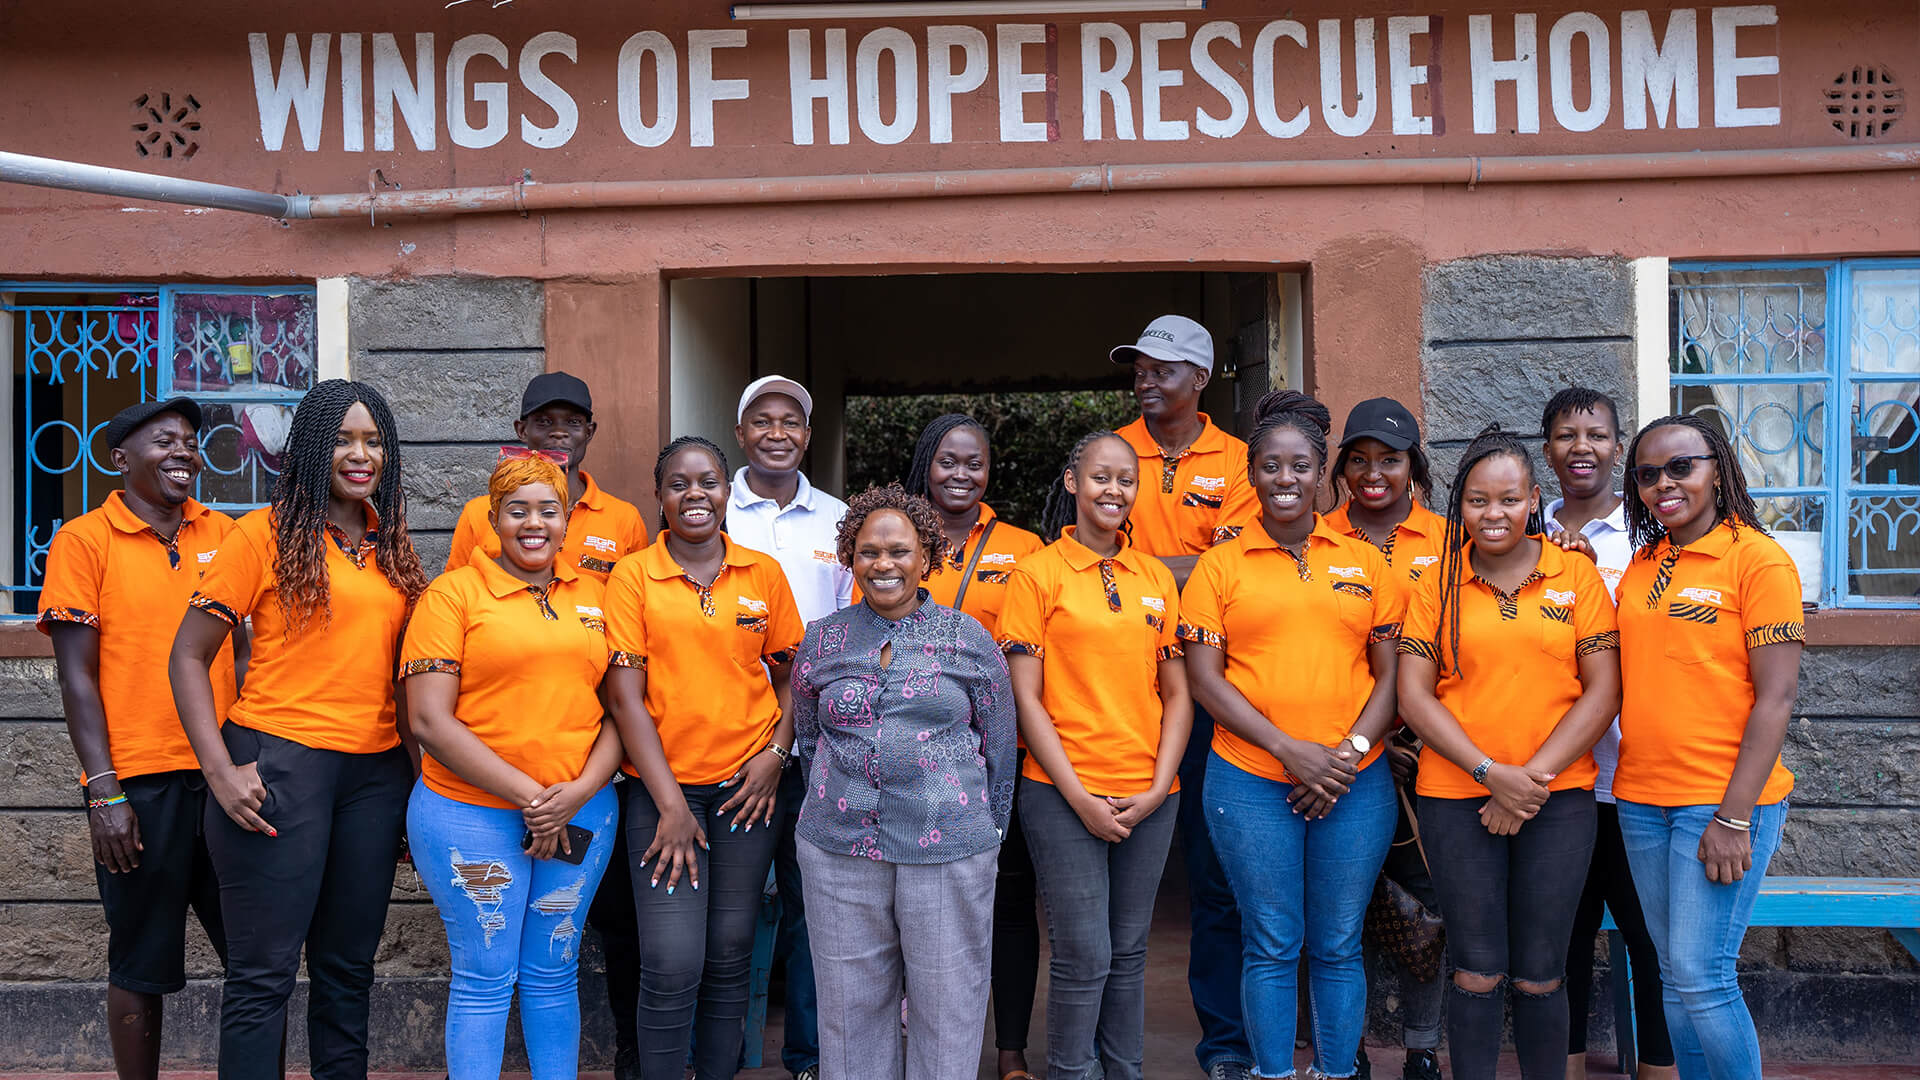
<box><xmin>666</xmin><ymin>269</ymin><xmax>1305</xmax><ymax>510</ymax></box>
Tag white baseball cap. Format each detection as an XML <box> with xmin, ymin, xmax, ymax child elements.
<box><xmin>1109</xmin><ymin>314</ymin><xmax>1214</xmax><ymax>374</ymax></box>
<box><xmin>737</xmin><ymin>375</ymin><xmax>814</xmax><ymax>424</ymax></box>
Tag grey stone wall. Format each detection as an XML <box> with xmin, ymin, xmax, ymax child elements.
<box><xmin>1406</xmin><ymin>253</ymin><xmax>1920</xmax><ymax>1060</ymax></box>
<box><xmin>348</xmin><ymin>276</ymin><xmax>548</xmax><ymax>572</ymax></box>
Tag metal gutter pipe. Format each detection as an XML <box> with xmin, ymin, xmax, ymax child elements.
<box><xmin>2</xmin><ymin>144</ymin><xmax>1915</xmax><ymax>223</ymax></box>
<box><xmin>0</xmin><ymin>150</ymin><xmax>303</xmax><ymax>219</ymax></box>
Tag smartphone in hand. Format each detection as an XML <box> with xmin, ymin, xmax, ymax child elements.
<box><xmin>522</xmin><ymin>824</ymin><xmax>594</xmax><ymax>865</ymax></box>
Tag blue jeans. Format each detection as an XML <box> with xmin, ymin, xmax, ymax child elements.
<box><xmin>1206</xmin><ymin>752</ymin><xmax>1395</xmax><ymax>1079</ymax></box>
<box><xmin>1178</xmin><ymin>706</ymin><xmax>1251</xmax><ymax>1070</ymax></box>
<box><xmin>1615</xmin><ymin>799</ymin><xmax>1787</xmax><ymax>1080</ymax></box>
<box><xmin>408</xmin><ymin>780</ymin><xmax>620</xmax><ymax>1080</ymax></box>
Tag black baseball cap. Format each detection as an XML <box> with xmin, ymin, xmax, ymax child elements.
<box><xmin>521</xmin><ymin>371</ymin><xmax>593</xmax><ymax>419</ymax></box>
<box><xmin>1340</xmin><ymin>397</ymin><xmax>1420</xmax><ymax>451</ymax></box>
<box><xmin>101</xmin><ymin>396</ymin><xmax>203</xmax><ymax>452</ymax></box>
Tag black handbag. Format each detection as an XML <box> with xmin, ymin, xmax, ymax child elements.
<box><xmin>1362</xmin><ymin>779</ymin><xmax>1447</xmax><ymax>984</ymax></box>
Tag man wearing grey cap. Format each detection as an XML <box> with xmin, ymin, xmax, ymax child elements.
<box><xmin>1112</xmin><ymin>314</ymin><xmax>1258</xmax><ymax>1080</ymax></box>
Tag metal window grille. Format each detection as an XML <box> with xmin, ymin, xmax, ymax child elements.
<box><xmin>3</xmin><ymin>282</ymin><xmax>315</xmax><ymax>616</ymax></box>
<box><xmin>1670</xmin><ymin>260</ymin><xmax>1920</xmax><ymax>608</ymax></box>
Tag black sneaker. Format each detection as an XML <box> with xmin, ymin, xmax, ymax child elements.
<box><xmin>1402</xmin><ymin>1049</ymin><xmax>1441</xmax><ymax>1080</ymax></box>
<box><xmin>1207</xmin><ymin>1061</ymin><xmax>1252</xmax><ymax>1080</ymax></box>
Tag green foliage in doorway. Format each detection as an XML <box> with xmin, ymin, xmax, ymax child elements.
<box><xmin>845</xmin><ymin>391</ymin><xmax>1138</xmax><ymax>534</ymax></box>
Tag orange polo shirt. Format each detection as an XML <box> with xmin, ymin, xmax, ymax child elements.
<box><xmin>1117</xmin><ymin>414</ymin><xmax>1260</xmax><ymax>558</ymax></box>
<box><xmin>604</xmin><ymin>534</ymin><xmax>804</xmax><ymax>786</ymax></box>
<box><xmin>38</xmin><ymin>492</ymin><xmax>239</xmax><ymax>779</ymax></box>
<box><xmin>1398</xmin><ymin>540</ymin><xmax>1616</xmax><ymax>799</ymax></box>
<box><xmin>1178</xmin><ymin>515</ymin><xmax>1404</xmax><ymax>783</ymax></box>
<box><xmin>996</xmin><ymin>527</ymin><xmax>1182</xmax><ymax>796</ymax></box>
<box><xmin>446</xmin><ymin>470</ymin><xmax>648</xmax><ymax>581</ymax></box>
<box><xmin>925</xmin><ymin>504</ymin><xmax>1046</xmax><ymax>637</ymax></box>
<box><xmin>401</xmin><ymin>558</ymin><xmax>611</xmax><ymax>809</ymax></box>
<box><xmin>190</xmin><ymin>504</ymin><xmax>409</xmax><ymax>754</ymax></box>
<box><xmin>1325</xmin><ymin>500</ymin><xmax>1450</xmax><ymax>584</ymax></box>
<box><xmin>1614</xmin><ymin>522</ymin><xmax>1802</xmax><ymax>807</ymax></box>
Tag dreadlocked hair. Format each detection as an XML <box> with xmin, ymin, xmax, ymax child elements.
<box><xmin>1247</xmin><ymin>389</ymin><xmax>1333</xmax><ymax>477</ymax></box>
<box><xmin>653</xmin><ymin>435</ymin><xmax>730</xmax><ymax>532</ymax></box>
<box><xmin>903</xmin><ymin>413</ymin><xmax>990</xmax><ymax>500</ymax></box>
<box><xmin>1429</xmin><ymin>424</ymin><xmax>1547</xmax><ymax>676</ymax></box>
<box><xmin>1623</xmin><ymin>414</ymin><xmax>1764</xmax><ymax>558</ymax></box>
<box><xmin>488</xmin><ymin>457</ymin><xmax>570</xmax><ymax>521</ymax></box>
<box><xmin>1540</xmin><ymin>386</ymin><xmax>1623</xmax><ymax>437</ymax></box>
<box><xmin>1041</xmin><ymin>431</ymin><xmax>1133</xmax><ymax>542</ymax></box>
<box><xmin>270</xmin><ymin>379</ymin><xmax>429</xmax><ymax>633</ymax></box>
<box><xmin>835</xmin><ymin>483</ymin><xmax>949</xmax><ymax>577</ymax></box>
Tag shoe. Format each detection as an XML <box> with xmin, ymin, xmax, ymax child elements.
<box><xmin>1354</xmin><ymin>1048</ymin><xmax>1373</xmax><ymax>1080</ymax></box>
<box><xmin>1207</xmin><ymin>1061</ymin><xmax>1253</xmax><ymax>1080</ymax></box>
<box><xmin>1402</xmin><ymin>1050</ymin><xmax>1441</xmax><ymax>1080</ymax></box>
<box><xmin>795</xmin><ymin>1067</ymin><xmax>820</xmax><ymax>1080</ymax></box>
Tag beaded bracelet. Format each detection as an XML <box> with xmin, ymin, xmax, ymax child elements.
<box><xmin>81</xmin><ymin>769</ymin><xmax>117</xmax><ymax>787</ymax></box>
<box><xmin>87</xmin><ymin>793</ymin><xmax>129</xmax><ymax>810</ymax></box>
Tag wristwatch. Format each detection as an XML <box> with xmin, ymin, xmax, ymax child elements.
<box><xmin>763</xmin><ymin>742</ymin><xmax>794</xmax><ymax>769</ymax></box>
<box><xmin>1471</xmin><ymin>757</ymin><xmax>1494</xmax><ymax>785</ymax></box>
<box><xmin>1344</xmin><ymin>734</ymin><xmax>1372</xmax><ymax>756</ymax></box>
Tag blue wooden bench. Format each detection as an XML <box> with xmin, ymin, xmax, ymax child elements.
<box><xmin>1600</xmin><ymin>876</ymin><xmax>1920</xmax><ymax>1074</ymax></box>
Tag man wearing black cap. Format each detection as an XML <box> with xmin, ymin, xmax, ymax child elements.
<box><xmin>445</xmin><ymin>371</ymin><xmax>649</xmax><ymax>580</ymax></box>
<box><xmin>444</xmin><ymin>371</ymin><xmax>650</xmax><ymax>1080</ymax></box>
<box><xmin>39</xmin><ymin>397</ymin><xmax>248</xmax><ymax>1080</ymax></box>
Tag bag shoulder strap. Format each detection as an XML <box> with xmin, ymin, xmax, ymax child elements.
<box><xmin>950</xmin><ymin>518</ymin><xmax>998</xmax><ymax>614</ymax></box>
<box><xmin>1396</xmin><ymin>778</ymin><xmax>1432</xmax><ymax>873</ymax></box>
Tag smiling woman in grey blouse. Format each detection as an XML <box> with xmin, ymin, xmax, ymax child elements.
<box><xmin>790</xmin><ymin>483</ymin><xmax>1018</xmax><ymax>1080</ymax></box>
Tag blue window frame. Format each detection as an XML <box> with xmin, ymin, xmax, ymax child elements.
<box><xmin>4</xmin><ymin>282</ymin><xmax>316</xmax><ymax>617</ymax></box>
<box><xmin>1670</xmin><ymin>259</ymin><xmax>1920</xmax><ymax>609</ymax></box>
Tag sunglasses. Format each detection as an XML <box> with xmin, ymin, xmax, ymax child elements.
<box><xmin>499</xmin><ymin>446</ymin><xmax>570</xmax><ymax>466</ymax></box>
<box><xmin>1629</xmin><ymin>454</ymin><xmax>1714</xmax><ymax>488</ymax></box>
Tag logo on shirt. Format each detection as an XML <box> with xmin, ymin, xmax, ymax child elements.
<box><xmin>1411</xmin><ymin>555</ymin><xmax>1439</xmax><ymax>568</ymax></box>
<box><xmin>811</xmin><ymin>549</ymin><xmax>837</xmax><ymax>564</ymax></box>
<box><xmin>980</xmin><ymin>552</ymin><xmax>1018</xmax><ymax>566</ymax></box>
<box><xmin>1328</xmin><ymin>565</ymin><xmax>1366</xmax><ymax>579</ymax></box>
<box><xmin>1140</xmin><ymin>595</ymin><xmax>1166</xmax><ymax>612</ymax></box>
<box><xmin>738</xmin><ymin>595</ymin><xmax>768</xmax><ymax>615</ymax></box>
<box><xmin>1677</xmin><ymin>587</ymin><xmax>1724</xmax><ymax>607</ymax></box>
<box><xmin>576</xmin><ymin>605</ymin><xmax>603</xmax><ymax>617</ymax></box>
<box><xmin>197</xmin><ymin>550</ymin><xmax>218</xmax><ymax>564</ymax></box>
<box><xmin>1545</xmin><ymin>588</ymin><xmax>1576</xmax><ymax>605</ymax></box>
<box><xmin>583</xmin><ymin>535</ymin><xmax>617</xmax><ymax>553</ymax></box>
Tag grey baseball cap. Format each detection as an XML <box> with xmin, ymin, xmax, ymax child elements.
<box><xmin>1109</xmin><ymin>314</ymin><xmax>1213</xmax><ymax>373</ymax></box>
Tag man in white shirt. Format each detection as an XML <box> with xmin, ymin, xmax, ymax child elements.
<box><xmin>726</xmin><ymin>374</ymin><xmax>849</xmax><ymax>1080</ymax></box>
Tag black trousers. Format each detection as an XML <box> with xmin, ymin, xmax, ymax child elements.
<box><xmin>1421</xmin><ymin>790</ymin><xmax>1596</xmax><ymax>1080</ymax></box>
<box><xmin>991</xmin><ymin>751</ymin><xmax>1040</xmax><ymax>1053</ymax></box>
<box><xmin>204</xmin><ymin>724</ymin><xmax>410</xmax><ymax>1080</ymax></box>
<box><xmin>1566</xmin><ymin>801</ymin><xmax>1675</xmax><ymax>1067</ymax></box>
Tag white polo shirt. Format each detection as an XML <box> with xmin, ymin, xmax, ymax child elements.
<box><xmin>1548</xmin><ymin>494</ymin><xmax>1631</xmax><ymax>802</ymax></box>
<box><xmin>727</xmin><ymin>468</ymin><xmax>854</xmax><ymax>626</ymax></box>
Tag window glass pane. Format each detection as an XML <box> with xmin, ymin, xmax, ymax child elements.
<box><xmin>1851</xmin><ymin>268</ymin><xmax>1920</xmax><ymax>373</ymax></box>
<box><xmin>1760</xmin><ymin>495</ymin><xmax>1824</xmax><ymax>605</ymax></box>
<box><xmin>1672</xmin><ymin>269</ymin><xmax>1828</xmax><ymax>376</ymax></box>
<box><xmin>168</xmin><ymin>291</ymin><xmax>317</xmax><ymax>395</ymax></box>
<box><xmin>1671</xmin><ymin>380</ymin><xmax>1826</xmax><ymax>489</ymax></box>
<box><xmin>1848</xmin><ymin>494</ymin><xmax>1920</xmax><ymax>601</ymax></box>
<box><xmin>195</xmin><ymin>402</ymin><xmax>292</xmax><ymax>508</ymax></box>
<box><xmin>1848</xmin><ymin>268</ymin><xmax>1920</xmax><ymax>489</ymax></box>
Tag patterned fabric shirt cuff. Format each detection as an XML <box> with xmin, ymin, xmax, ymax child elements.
<box><xmin>188</xmin><ymin>593</ymin><xmax>240</xmax><ymax>626</ymax></box>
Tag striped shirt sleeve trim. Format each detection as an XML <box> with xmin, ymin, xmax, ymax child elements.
<box><xmin>608</xmin><ymin>650</ymin><xmax>647</xmax><ymax>669</ymax></box>
<box><xmin>1576</xmin><ymin>631</ymin><xmax>1621</xmax><ymax>657</ymax></box>
<box><xmin>1745</xmin><ymin>622</ymin><xmax>1806</xmax><ymax>649</ymax></box>
<box><xmin>188</xmin><ymin>593</ymin><xmax>240</xmax><ymax>626</ymax></box>
<box><xmin>1000</xmin><ymin>639</ymin><xmax>1045</xmax><ymax>658</ymax></box>
<box><xmin>1397</xmin><ymin>637</ymin><xmax>1440</xmax><ymax>662</ymax></box>
<box><xmin>1155</xmin><ymin>643</ymin><xmax>1185</xmax><ymax>662</ymax></box>
<box><xmin>401</xmin><ymin>658</ymin><xmax>461</xmax><ymax>677</ymax></box>
<box><xmin>1176</xmin><ymin>622</ymin><xmax>1225</xmax><ymax>650</ymax></box>
<box><xmin>1368</xmin><ymin>622</ymin><xmax>1402</xmax><ymax>646</ymax></box>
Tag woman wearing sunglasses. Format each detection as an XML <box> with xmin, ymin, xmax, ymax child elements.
<box><xmin>1611</xmin><ymin>415</ymin><xmax>1804</xmax><ymax>1080</ymax></box>
<box><xmin>402</xmin><ymin>449</ymin><xmax>626</xmax><ymax>1079</ymax></box>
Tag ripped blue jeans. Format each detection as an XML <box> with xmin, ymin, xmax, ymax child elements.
<box><xmin>408</xmin><ymin>779</ymin><xmax>620</xmax><ymax>1080</ymax></box>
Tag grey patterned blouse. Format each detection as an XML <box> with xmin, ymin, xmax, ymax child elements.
<box><xmin>791</xmin><ymin>591</ymin><xmax>1017</xmax><ymax>865</ymax></box>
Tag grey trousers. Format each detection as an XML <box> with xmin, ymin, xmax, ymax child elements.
<box><xmin>797</xmin><ymin>840</ymin><xmax>998</xmax><ymax>1080</ymax></box>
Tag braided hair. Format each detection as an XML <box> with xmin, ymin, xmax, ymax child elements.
<box><xmin>1041</xmin><ymin>430</ymin><xmax>1132</xmax><ymax>542</ymax></box>
<box><xmin>903</xmin><ymin>413</ymin><xmax>989</xmax><ymax>500</ymax></box>
<box><xmin>1622</xmin><ymin>414</ymin><xmax>1764</xmax><ymax>558</ymax></box>
<box><xmin>1428</xmin><ymin>424</ymin><xmax>1546</xmax><ymax>675</ymax></box>
<box><xmin>653</xmin><ymin>435</ymin><xmax>730</xmax><ymax>532</ymax></box>
<box><xmin>270</xmin><ymin>379</ymin><xmax>429</xmax><ymax>632</ymax></box>
<box><xmin>1247</xmin><ymin>389</ymin><xmax>1333</xmax><ymax>477</ymax></box>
